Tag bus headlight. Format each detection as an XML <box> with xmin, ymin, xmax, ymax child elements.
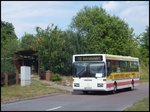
<box><xmin>97</xmin><ymin>83</ymin><xmax>103</xmax><ymax>87</ymax></box>
<box><xmin>74</xmin><ymin>83</ymin><xmax>80</xmax><ymax>87</ymax></box>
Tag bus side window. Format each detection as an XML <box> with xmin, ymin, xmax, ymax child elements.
<box><xmin>113</xmin><ymin>60</ymin><xmax>120</xmax><ymax>72</ymax></box>
<box><xmin>131</xmin><ymin>61</ymin><xmax>138</xmax><ymax>72</ymax></box>
<box><xmin>117</xmin><ymin>67</ymin><xmax>120</xmax><ymax>72</ymax></box>
<box><xmin>120</xmin><ymin>61</ymin><xmax>128</xmax><ymax>72</ymax></box>
<box><xmin>127</xmin><ymin>61</ymin><xmax>130</xmax><ymax>72</ymax></box>
<box><xmin>107</xmin><ymin>61</ymin><xmax>111</xmax><ymax>76</ymax></box>
<box><xmin>110</xmin><ymin>60</ymin><xmax>119</xmax><ymax>73</ymax></box>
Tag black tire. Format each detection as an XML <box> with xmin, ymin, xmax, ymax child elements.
<box><xmin>72</xmin><ymin>90</ymin><xmax>77</xmax><ymax>95</ymax></box>
<box><xmin>83</xmin><ymin>91</ymin><xmax>88</xmax><ymax>94</ymax></box>
<box><xmin>112</xmin><ymin>83</ymin><xmax>117</xmax><ymax>94</ymax></box>
<box><xmin>129</xmin><ymin>81</ymin><xmax>134</xmax><ymax>91</ymax></box>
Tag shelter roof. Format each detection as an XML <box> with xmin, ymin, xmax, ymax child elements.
<box><xmin>14</xmin><ymin>49</ymin><xmax>37</xmax><ymax>56</ymax></box>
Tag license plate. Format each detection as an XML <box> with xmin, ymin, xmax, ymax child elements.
<box><xmin>84</xmin><ymin>87</ymin><xmax>92</xmax><ymax>90</ymax></box>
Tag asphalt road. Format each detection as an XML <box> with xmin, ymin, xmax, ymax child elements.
<box><xmin>1</xmin><ymin>83</ymin><xmax>149</xmax><ymax>111</ymax></box>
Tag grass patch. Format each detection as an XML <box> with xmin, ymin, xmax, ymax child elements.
<box><xmin>50</xmin><ymin>73</ymin><xmax>62</xmax><ymax>81</ymax></box>
<box><xmin>140</xmin><ymin>64</ymin><xmax>149</xmax><ymax>83</ymax></box>
<box><xmin>54</xmin><ymin>75</ymin><xmax>73</xmax><ymax>86</ymax></box>
<box><xmin>124</xmin><ymin>97</ymin><xmax>149</xmax><ymax>111</ymax></box>
<box><xmin>1</xmin><ymin>79</ymin><xmax>69</xmax><ymax>103</ymax></box>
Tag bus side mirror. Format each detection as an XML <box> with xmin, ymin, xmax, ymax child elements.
<box><xmin>95</xmin><ymin>73</ymin><xmax>103</xmax><ymax>78</ymax></box>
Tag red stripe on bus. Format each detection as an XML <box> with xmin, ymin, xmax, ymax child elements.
<box><xmin>117</xmin><ymin>81</ymin><xmax>131</xmax><ymax>86</ymax></box>
<box><xmin>106</xmin><ymin>83</ymin><xmax>114</xmax><ymax>88</ymax></box>
<box><xmin>106</xmin><ymin>80</ymin><xmax>140</xmax><ymax>88</ymax></box>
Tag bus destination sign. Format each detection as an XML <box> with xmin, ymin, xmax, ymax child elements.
<box><xmin>75</xmin><ymin>56</ymin><xmax>103</xmax><ymax>61</ymax></box>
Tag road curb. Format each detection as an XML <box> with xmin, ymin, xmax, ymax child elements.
<box><xmin>48</xmin><ymin>85</ymin><xmax>73</xmax><ymax>92</ymax></box>
<box><xmin>1</xmin><ymin>93</ymin><xmax>61</xmax><ymax>104</ymax></box>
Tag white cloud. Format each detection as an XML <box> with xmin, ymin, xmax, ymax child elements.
<box><xmin>1</xmin><ymin>1</ymin><xmax>149</xmax><ymax>38</ymax></box>
<box><xmin>120</xmin><ymin>5</ymin><xmax>148</xmax><ymax>23</ymax></box>
<box><xmin>102</xmin><ymin>1</ymin><xmax>149</xmax><ymax>35</ymax></box>
<box><xmin>119</xmin><ymin>4</ymin><xmax>149</xmax><ymax>34</ymax></box>
<box><xmin>2</xmin><ymin>8</ymin><xmax>74</xmax><ymax>20</ymax></box>
<box><xmin>1</xmin><ymin>1</ymin><xmax>77</xmax><ymax>38</ymax></box>
<box><xmin>2</xmin><ymin>1</ymin><xmax>76</xmax><ymax>20</ymax></box>
<box><xmin>124</xmin><ymin>1</ymin><xmax>148</xmax><ymax>6</ymax></box>
<box><xmin>14</xmin><ymin>22</ymin><xmax>49</xmax><ymax>37</ymax></box>
<box><xmin>102</xmin><ymin>1</ymin><xmax>120</xmax><ymax>11</ymax></box>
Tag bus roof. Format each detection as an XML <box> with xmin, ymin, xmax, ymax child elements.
<box><xmin>105</xmin><ymin>54</ymin><xmax>139</xmax><ymax>61</ymax></box>
<box><xmin>73</xmin><ymin>54</ymin><xmax>139</xmax><ymax>61</ymax></box>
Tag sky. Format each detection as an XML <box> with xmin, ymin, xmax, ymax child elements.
<box><xmin>1</xmin><ymin>1</ymin><xmax>149</xmax><ymax>38</ymax></box>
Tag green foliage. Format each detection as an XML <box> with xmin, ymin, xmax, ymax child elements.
<box><xmin>1</xmin><ymin>79</ymin><xmax>67</xmax><ymax>103</ymax></box>
<box><xmin>50</xmin><ymin>73</ymin><xmax>61</xmax><ymax>81</ymax></box>
<box><xmin>1</xmin><ymin>21</ymin><xmax>19</xmax><ymax>72</ymax></box>
<box><xmin>137</xmin><ymin>26</ymin><xmax>149</xmax><ymax>65</ymax></box>
<box><xmin>124</xmin><ymin>97</ymin><xmax>149</xmax><ymax>111</ymax></box>
<box><xmin>139</xmin><ymin>26</ymin><xmax>149</xmax><ymax>51</ymax></box>
<box><xmin>140</xmin><ymin>63</ymin><xmax>149</xmax><ymax>82</ymax></box>
<box><xmin>20</xmin><ymin>33</ymin><xmax>37</xmax><ymax>50</ymax></box>
<box><xmin>35</xmin><ymin>25</ymin><xmax>73</xmax><ymax>74</ymax></box>
<box><xmin>1</xmin><ymin>6</ymin><xmax>149</xmax><ymax>76</ymax></box>
<box><xmin>66</xmin><ymin>30</ymin><xmax>87</xmax><ymax>54</ymax></box>
<box><xmin>1</xmin><ymin>21</ymin><xmax>17</xmax><ymax>42</ymax></box>
<box><xmin>70</xmin><ymin>6</ymin><xmax>137</xmax><ymax>56</ymax></box>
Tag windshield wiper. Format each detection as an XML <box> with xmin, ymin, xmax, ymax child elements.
<box><xmin>77</xmin><ymin>69</ymin><xmax>85</xmax><ymax>78</ymax></box>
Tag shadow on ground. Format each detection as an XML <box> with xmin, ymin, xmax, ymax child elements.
<box><xmin>72</xmin><ymin>88</ymin><xmax>138</xmax><ymax>96</ymax></box>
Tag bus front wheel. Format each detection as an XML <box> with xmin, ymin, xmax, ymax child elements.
<box><xmin>83</xmin><ymin>91</ymin><xmax>88</xmax><ymax>94</ymax></box>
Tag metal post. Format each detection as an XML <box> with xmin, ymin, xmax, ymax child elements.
<box><xmin>38</xmin><ymin>58</ymin><xmax>41</xmax><ymax>79</ymax></box>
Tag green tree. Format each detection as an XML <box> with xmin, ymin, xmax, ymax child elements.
<box><xmin>1</xmin><ymin>21</ymin><xmax>19</xmax><ymax>72</ymax></box>
<box><xmin>70</xmin><ymin>6</ymin><xmax>136</xmax><ymax>56</ymax></box>
<box><xmin>66</xmin><ymin>30</ymin><xmax>87</xmax><ymax>54</ymax></box>
<box><xmin>1</xmin><ymin>21</ymin><xmax>17</xmax><ymax>40</ymax></box>
<box><xmin>35</xmin><ymin>24</ymin><xmax>73</xmax><ymax>74</ymax></box>
<box><xmin>138</xmin><ymin>26</ymin><xmax>149</xmax><ymax>65</ymax></box>
<box><xmin>1</xmin><ymin>21</ymin><xmax>17</xmax><ymax>51</ymax></box>
<box><xmin>20</xmin><ymin>33</ymin><xmax>37</xmax><ymax>50</ymax></box>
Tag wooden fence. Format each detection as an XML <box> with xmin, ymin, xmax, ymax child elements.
<box><xmin>1</xmin><ymin>71</ymin><xmax>20</xmax><ymax>86</ymax></box>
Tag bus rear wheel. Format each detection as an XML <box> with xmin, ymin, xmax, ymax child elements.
<box><xmin>129</xmin><ymin>80</ymin><xmax>134</xmax><ymax>91</ymax></box>
<box><xmin>112</xmin><ymin>83</ymin><xmax>117</xmax><ymax>94</ymax></box>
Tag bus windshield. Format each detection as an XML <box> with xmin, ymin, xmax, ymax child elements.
<box><xmin>73</xmin><ymin>62</ymin><xmax>105</xmax><ymax>78</ymax></box>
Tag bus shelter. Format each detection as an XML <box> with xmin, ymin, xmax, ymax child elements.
<box><xmin>13</xmin><ymin>49</ymin><xmax>40</xmax><ymax>76</ymax></box>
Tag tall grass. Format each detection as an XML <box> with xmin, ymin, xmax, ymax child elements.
<box><xmin>1</xmin><ymin>79</ymin><xmax>69</xmax><ymax>103</ymax></box>
<box><xmin>140</xmin><ymin>63</ymin><xmax>149</xmax><ymax>82</ymax></box>
<box><xmin>124</xmin><ymin>97</ymin><xmax>149</xmax><ymax>111</ymax></box>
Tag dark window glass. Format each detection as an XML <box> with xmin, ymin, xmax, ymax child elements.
<box><xmin>73</xmin><ymin>62</ymin><xmax>105</xmax><ymax>77</ymax></box>
<box><xmin>120</xmin><ymin>61</ymin><xmax>128</xmax><ymax>72</ymax></box>
<box><xmin>75</xmin><ymin>56</ymin><xmax>103</xmax><ymax>61</ymax></box>
<box><xmin>106</xmin><ymin>60</ymin><xmax>120</xmax><ymax>76</ymax></box>
<box><xmin>130</xmin><ymin>61</ymin><xmax>139</xmax><ymax>72</ymax></box>
<box><xmin>111</xmin><ymin>60</ymin><xmax>120</xmax><ymax>72</ymax></box>
<box><xmin>106</xmin><ymin>60</ymin><xmax>139</xmax><ymax>74</ymax></box>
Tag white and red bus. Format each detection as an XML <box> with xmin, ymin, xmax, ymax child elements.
<box><xmin>72</xmin><ymin>54</ymin><xmax>140</xmax><ymax>94</ymax></box>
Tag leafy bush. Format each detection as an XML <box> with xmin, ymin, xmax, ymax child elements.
<box><xmin>140</xmin><ymin>64</ymin><xmax>149</xmax><ymax>82</ymax></box>
<box><xmin>50</xmin><ymin>73</ymin><xmax>61</xmax><ymax>81</ymax></box>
